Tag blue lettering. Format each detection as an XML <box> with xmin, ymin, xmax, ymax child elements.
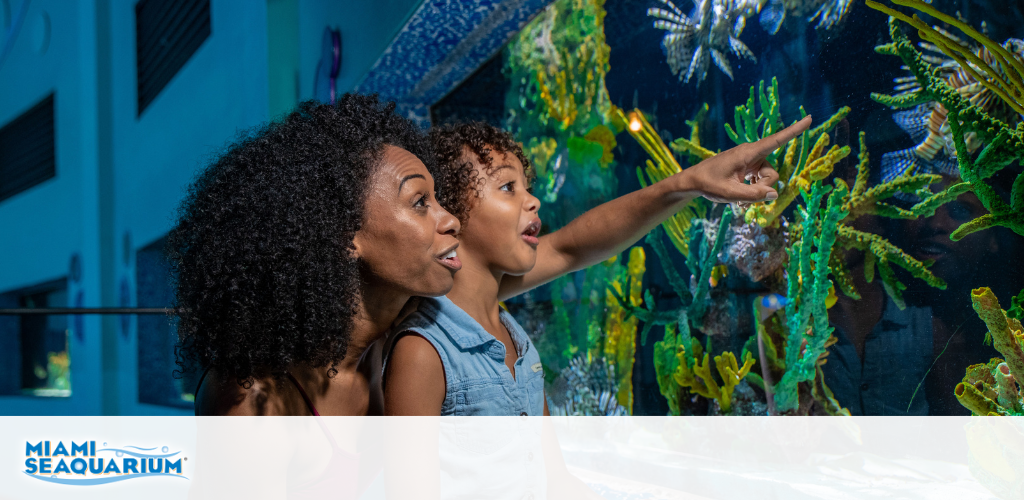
<box><xmin>148</xmin><ymin>458</ymin><xmax>162</xmax><ymax>473</ymax></box>
<box><xmin>53</xmin><ymin>442</ymin><xmax>69</xmax><ymax>456</ymax></box>
<box><xmin>25</xmin><ymin>458</ymin><xmax>37</xmax><ymax>474</ymax></box>
<box><xmin>164</xmin><ymin>458</ymin><xmax>181</xmax><ymax>474</ymax></box>
<box><xmin>141</xmin><ymin>458</ymin><xmax>146</xmax><ymax>473</ymax></box>
<box><xmin>88</xmin><ymin>458</ymin><xmax>104</xmax><ymax>474</ymax></box>
<box><xmin>90</xmin><ymin>441</ymin><xmax>95</xmax><ymax>456</ymax></box>
<box><xmin>26</xmin><ymin>442</ymin><xmax>43</xmax><ymax>457</ymax></box>
<box><xmin>123</xmin><ymin>458</ymin><xmax>138</xmax><ymax>473</ymax></box>
<box><xmin>53</xmin><ymin>459</ymin><xmax>70</xmax><ymax>474</ymax></box>
<box><xmin>103</xmin><ymin>459</ymin><xmax>121</xmax><ymax>474</ymax></box>
<box><xmin>71</xmin><ymin>458</ymin><xmax>87</xmax><ymax>475</ymax></box>
<box><xmin>45</xmin><ymin>441</ymin><xmax>50</xmax><ymax>456</ymax></box>
<box><xmin>71</xmin><ymin>441</ymin><xmax>88</xmax><ymax>456</ymax></box>
<box><xmin>39</xmin><ymin>458</ymin><xmax>51</xmax><ymax>474</ymax></box>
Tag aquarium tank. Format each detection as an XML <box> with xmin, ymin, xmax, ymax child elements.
<box><xmin>429</xmin><ymin>0</ymin><xmax>1024</xmax><ymax>416</ymax></box>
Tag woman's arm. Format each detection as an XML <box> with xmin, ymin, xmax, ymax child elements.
<box><xmin>498</xmin><ymin>116</ymin><xmax>812</xmax><ymax>301</ymax></box>
<box><xmin>384</xmin><ymin>334</ymin><xmax>446</xmax><ymax>416</ymax></box>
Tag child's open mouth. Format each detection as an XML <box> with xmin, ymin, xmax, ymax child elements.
<box><xmin>521</xmin><ymin>219</ymin><xmax>541</xmax><ymax>246</ymax></box>
<box><xmin>437</xmin><ymin>245</ymin><xmax>462</xmax><ymax>271</ymax></box>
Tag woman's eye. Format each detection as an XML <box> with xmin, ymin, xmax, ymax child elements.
<box><xmin>413</xmin><ymin>195</ymin><xmax>427</xmax><ymax>208</ymax></box>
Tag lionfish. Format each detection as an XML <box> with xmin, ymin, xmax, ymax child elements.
<box><xmin>648</xmin><ymin>0</ymin><xmax>761</xmax><ymax>86</ymax></box>
<box><xmin>548</xmin><ymin>356</ymin><xmax>627</xmax><ymax>416</ymax></box>
<box><xmin>759</xmin><ymin>0</ymin><xmax>854</xmax><ymax>35</ymax></box>
<box><xmin>881</xmin><ymin>31</ymin><xmax>1024</xmax><ymax>184</ymax></box>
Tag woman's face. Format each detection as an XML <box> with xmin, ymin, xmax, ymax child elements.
<box><xmin>354</xmin><ymin>146</ymin><xmax>462</xmax><ymax>297</ymax></box>
<box><xmin>457</xmin><ymin>146</ymin><xmax>541</xmax><ymax>276</ymax></box>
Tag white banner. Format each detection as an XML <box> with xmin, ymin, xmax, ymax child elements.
<box><xmin>1</xmin><ymin>416</ymin><xmax>1021</xmax><ymax>499</ymax></box>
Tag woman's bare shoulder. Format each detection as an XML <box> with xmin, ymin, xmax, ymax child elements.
<box><xmin>194</xmin><ymin>369</ymin><xmax>305</xmax><ymax>416</ymax></box>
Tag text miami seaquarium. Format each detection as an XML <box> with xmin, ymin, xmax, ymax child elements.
<box><xmin>24</xmin><ymin>440</ymin><xmax>187</xmax><ymax>485</ymax></box>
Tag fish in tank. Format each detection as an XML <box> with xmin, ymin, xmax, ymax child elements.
<box><xmin>429</xmin><ymin>0</ymin><xmax>1024</xmax><ymax>416</ymax></box>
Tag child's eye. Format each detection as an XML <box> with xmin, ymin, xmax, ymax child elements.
<box><xmin>500</xmin><ymin>181</ymin><xmax>515</xmax><ymax>192</ymax></box>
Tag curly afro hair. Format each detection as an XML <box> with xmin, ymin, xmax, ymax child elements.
<box><xmin>429</xmin><ymin>122</ymin><xmax>533</xmax><ymax>227</ymax></box>
<box><xmin>168</xmin><ymin>94</ymin><xmax>435</xmax><ymax>385</ymax></box>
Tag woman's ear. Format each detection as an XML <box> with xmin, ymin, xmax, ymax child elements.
<box><xmin>350</xmin><ymin>234</ymin><xmax>364</xmax><ymax>260</ymax></box>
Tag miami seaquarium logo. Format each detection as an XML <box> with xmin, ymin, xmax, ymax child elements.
<box><xmin>24</xmin><ymin>440</ymin><xmax>187</xmax><ymax>485</ymax></box>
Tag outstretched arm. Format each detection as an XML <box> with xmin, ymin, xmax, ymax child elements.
<box><xmin>497</xmin><ymin>116</ymin><xmax>811</xmax><ymax>301</ymax></box>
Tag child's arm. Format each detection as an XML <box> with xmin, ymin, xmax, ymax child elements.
<box><xmin>384</xmin><ymin>333</ymin><xmax>446</xmax><ymax>415</ymax></box>
<box><xmin>498</xmin><ymin>116</ymin><xmax>812</xmax><ymax>301</ymax></box>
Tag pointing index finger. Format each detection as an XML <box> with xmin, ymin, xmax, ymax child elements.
<box><xmin>755</xmin><ymin>115</ymin><xmax>813</xmax><ymax>155</ymax></box>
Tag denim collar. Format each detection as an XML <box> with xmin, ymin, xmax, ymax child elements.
<box><xmin>420</xmin><ymin>295</ymin><xmax>530</xmax><ymax>354</ymax></box>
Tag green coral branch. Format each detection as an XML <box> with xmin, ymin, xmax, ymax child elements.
<box><xmin>950</xmin><ymin>175</ymin><xmax>1024</xmax><ymax>240</ymax></box>
<box><xmin>910</xmin><ymin>182</ymin><xmax>973</xmax><ymax>218</ymax></box>
<box><xmin>870</xmin><ymin>16</ymin><xmax>1019</xmax><ymax>149</ymax></box>
<box><xmin>836</xmin><ymin>225</ymin><xmax>946</xmax><ymax>307</ymax></box>
<box><xmin>688</xmin><ymin>209</ymin><xmax>733</xmax><ymax>322</ymax></box>
<box><xmin>775</xmin><ymin>181</ymin><xmax>848</xmax><ymax>413</ymax></box>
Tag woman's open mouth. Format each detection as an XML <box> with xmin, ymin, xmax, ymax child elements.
<box><xmin>437</xmin><ymin>246</ymin><xmax>462</xmax><ymax>271</ymax></box>
<box><xmin>521</xmin><ymin>218</ymin><xmax>541</xmax><ymax>247</ymax></box>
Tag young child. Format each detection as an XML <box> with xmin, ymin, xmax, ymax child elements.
<box><xmin>383</xmin><ymin>117</ymin><xmax>810</xmax><ymax>418</ymax></box>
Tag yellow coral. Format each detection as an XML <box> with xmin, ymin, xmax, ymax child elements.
<box><xmin>672</xmin><ymin>340</ymin><xmax>755</xmax><ymax>414</ymax></box>
<box><xmin>604</xmin><ymin>247</ymin><xmax>646</xmax><ymax>412</ymax></box>
<box><xmin>745</xmin><ymin>132</ymin><xmax>851</xmax><ymax>227</ymax></box>
<box><xmin>612</xmin><ymin>106</ymin><xmax>706</xmax><ymax>255</ymax></box>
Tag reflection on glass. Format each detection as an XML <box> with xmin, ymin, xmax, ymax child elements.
<box><xmin>19</xmin><ymin>287</ymin><xmax>71</xmax><ymax>397</ymax></box>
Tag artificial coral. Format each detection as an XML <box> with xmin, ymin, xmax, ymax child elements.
<box><xmin>955</xmin><ymin>288</ymin><xmax>1024</xmax><ymax>416</ymax></box>
<box><xmin>867</xmin><ymin>1</ymin><xmax>1024</xmax><ymax>241</ymax></box>
<box><xmin>617</xmin><ymin>76</ymin><xmax>952</xmax><ymax>414</ymax></box>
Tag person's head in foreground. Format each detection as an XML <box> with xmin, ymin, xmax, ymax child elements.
<box><xmin>168</xmin><ymin>94</ymin><xmax>461</xmax><ymax>414</ymax></box>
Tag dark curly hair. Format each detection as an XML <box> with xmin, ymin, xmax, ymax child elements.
<box><xmin>168</xmin><ymin>94</ymin><xmax>435</xmax><ymax>386</ymax></box>
<box><xmin>429</xmin><ymin>122</ymin><xmax>534</xmax><ymax>227</ymax></box>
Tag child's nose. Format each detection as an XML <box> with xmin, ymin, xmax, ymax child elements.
<box><xmin>525</xmin><ymin>192</ymin><xmax>540</xmax><ymax>213</ymax></box>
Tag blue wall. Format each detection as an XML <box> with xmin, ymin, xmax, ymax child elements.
<box><xmin>0</xmin><ymin>0</ymin><xmax>424</xmax><ymax>415</ymax></box>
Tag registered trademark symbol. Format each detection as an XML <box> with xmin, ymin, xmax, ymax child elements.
<box><xmin>184</xmin><ymin>457</ymin><xmax>188</xmax><ymax>461</ymax></box>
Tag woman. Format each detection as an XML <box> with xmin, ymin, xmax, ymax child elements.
<box><xmin>168</xmin><ymin>94</ymin><xmax>460</xmax><ymax>498</ymax></box>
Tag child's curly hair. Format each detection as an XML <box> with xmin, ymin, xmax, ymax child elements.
<box><xmin>429</xmin><ymin>122</ymin><xmax>534</xmax><ymax>227</ymax></box>
<box><xmin>167</xmin><ymin>94</ymin><xmax>435</xmax><ymax>386</ymax></box>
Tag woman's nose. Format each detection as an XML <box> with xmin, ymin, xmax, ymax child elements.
<box><xmin>437</xmin><ymin>207</ymin><xmax>460</xmax><ymax>236</ymax></box>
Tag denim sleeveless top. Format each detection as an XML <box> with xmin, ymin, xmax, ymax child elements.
<box><xmin>385</xmin><ymin>296</ymin><xmax>546</xmax><ymax>416</ymax></box>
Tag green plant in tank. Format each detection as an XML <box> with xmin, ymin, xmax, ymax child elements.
<box><xmin>504</xmin><ymin>0</ymin><xmax>633</xmax><ymax>408</ymax></box>
<box><xmin>772</xmin><ymin>181</ymin><xmax>848</xmax><ymax>413</ymax></box>
<box><xmin>505</xmin><ymin>0</ymin><xmax>618</xmax><ymax>227</ymax></box>
<box><xmin>866</xmin><ymin>6</ymin><xmax>1024</xmax><ymax>241</ymax></box>
<box><xmin>954</xmin><ymin>288</ymin><xmax>1024</xmax><ymax>416</ymax></box>
<box><xmin>668</xmin><ymin>78</ymin><xmax>945</xmax><ymax>307</ymax></box>
<box><xmin>619</xmin><ymin>77</ymin><xmax>959</xmax><ymax>415</ymax></box>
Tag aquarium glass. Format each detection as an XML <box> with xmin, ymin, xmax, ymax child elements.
<box><xmin>431</xmin><ymin>0</ymin><xmax>1024</xmax><ymax>416</ymax></box>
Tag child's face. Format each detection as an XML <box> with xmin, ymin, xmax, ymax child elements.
<box><xmin>458</xmin><ymin>145</ymin><xmax>541</xmax><ymax>276</ymax></box>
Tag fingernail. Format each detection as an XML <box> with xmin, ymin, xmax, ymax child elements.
<box><xmin>765</xmin><ymin>192</ymin><xmax>778</xmax><ymax>201</ymax></box>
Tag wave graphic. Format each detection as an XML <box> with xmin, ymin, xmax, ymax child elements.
<box><xmin>25</xmin><ymin>472</ymin><xmax>188</xmax><ymax>485</ymax></box>
<box><xmin>124</xmin><ymin>446</ymin><xmax>158</xmax><ymax>451</ymax></box>
<box><xmin>97</xmin><ymin>448</ymin><xmax>180</xmax><ymax>459</ymax></box>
